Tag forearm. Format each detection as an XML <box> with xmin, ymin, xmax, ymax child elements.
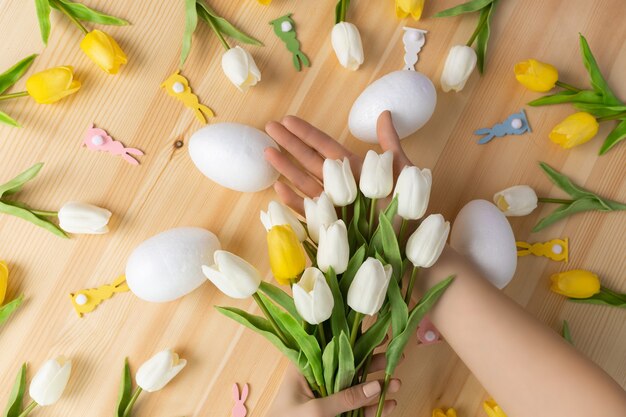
<box><xmin>416</xmin><ymin>246</ymin><xmax>626</xmax><ymax>417</ymax></box>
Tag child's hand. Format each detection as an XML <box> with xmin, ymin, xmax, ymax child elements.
<box><xmin>266</xmin><ymin>353</ymin><xmax>401</xmax><ymax>417</ymax></box>
<box><xmin>265</xmin><ymin>111</ymin><xmax>413</xmax><ymax>214</ymax></box>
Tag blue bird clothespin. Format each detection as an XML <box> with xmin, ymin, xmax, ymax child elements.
<box><xmin>474</xmin><ymin>109</ymin><xmax>531</xmax><ymax>144</ymax></box>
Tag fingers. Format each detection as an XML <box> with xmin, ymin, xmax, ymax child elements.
<box><xmin>266</xmin><ymin>121</ymin><xmax>325</xmax><ymax>180</ymax></box>
<box><xmin>274</xmin><ymin>181</ymin><xmax>305</xmax><ymax>215</ymax></box>
<box><xmin>376</xmin><ymin>111</ymin><xmax>413</xmax><ymax>176</ymax></box>
<box><xmin>313</xmin><ymin>378</ymin><xmax>401</xmax><ymax>416</ymax></box>
<box><xmin>282</xmin><ymin>115</ymin><xmax>354</xmax><ymax>161</ymax></box>
<box><xmin>265</xmin><ymin>147</ymin><xmax>324</xmax><ymax>198</ymax></box>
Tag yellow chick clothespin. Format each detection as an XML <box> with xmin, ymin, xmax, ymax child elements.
<box><xmin>161</xmin><ymin>71</ymin><xmax>214</xmax><ymax>123</ymax></box>
<box><xmin>517</xmin><ymin>238</ymin><xmax>568</xmax><ymax>262</ymax></box>
<box><xmin>70</xmin><ymin>275</ymin><xmax>129</xmax><ymax>318</ymax></box>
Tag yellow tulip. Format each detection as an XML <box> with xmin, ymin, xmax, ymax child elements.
<box><xmin>267</xmin><ymin>224</ymin><xmax>306</xmax><ymax>285</ymax></box>
<box><xmin>433</xmin><ymin>408</ymin><xmax>457</xmax><ymax>417</ymax></box>
<box><xmin>257</xmin><ymin>0</ymin><xmax>271</xmax><ymax>4</ymax></box>
<box><xmin>514</xmin><ymin>59</ymin><xmax>558</xmax><ymax>92</ymax></box>
<box><xmin>549</xmin><ymin>112</ymin><xmax>599</xmax><ymax>149</ymax></box>
<box><xmin>26</xmin><ymin>66</ymin><xmax>81</xmax><ymax>104</ymax></box>
<box><xmin>0</xmin><ymin>261</ymin><xmax>8</xmax><ymax>305</ymax></box>
<box><xmin>80</xmin><ymin>30</ymin><xmax>127</xmax><ymax>75</ymax></box>
<box><xmin>483</xmin><ymin>399</ymin><xmax>508</xmax><ymax>417</ymax></box>
<box><xmin>396</xmin><ymin>0</ymin><xmax>425</xmax><ymax>20</ymax></box>
<box><xmin>551</xmin><ymin>270</ymin><xmax>601</xmax><ymax>299</ymax></box>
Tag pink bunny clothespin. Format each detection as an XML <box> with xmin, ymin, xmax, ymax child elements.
<box><xmin>232</xmin><ymin>383</ymin><xmax>249</xmax><ymax>417</ymax></box>
<box><xmin>83</xmin><ymin>124</ymin><xmax>144</xmax><ymax>165</ymax></box>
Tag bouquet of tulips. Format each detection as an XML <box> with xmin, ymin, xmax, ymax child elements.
<box><xmin>204</xmin><ymin>151</ymin><xmax>455</xmax><ymax>417</ymax></box>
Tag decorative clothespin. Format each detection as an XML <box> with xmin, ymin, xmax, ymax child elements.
<box><xmin>417</xmin><ymin>315</ymin><xmax>441</xmax><ymax>345</ymax></box>
<box><xmin>161</xmin><ymin>71</ymin><xmax>214</xmax><ymax>124</ymax></box>
<box><xmin>83</xmin><ymin>124</ymin><xmax>144</xmax><ymax>165</ymax></box>
<box><xmin>270</xmin><ymin>14</ymin><xmax>310</xmax><ymax>71</ymax></box>
<box><xmin>70</xmin><ymin>275</ymin><xmax>129</xmax><ymax>317</ymax></box>
<box><xmin>517</xmin><ymin>238</ymin><xmax>568</xmax><ymax>262</ymax></box>
<box><xmin>402</xmin><ymin>27</ymin><xmax>427</xmax><ymax>71</ymax></box>
<box><xmin>474</xmin><ymin>109</ymin><xmax>531</xmax><ymax>144</ymax></box>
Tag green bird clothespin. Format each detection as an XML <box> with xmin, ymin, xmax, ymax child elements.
<box><xmin>270</xmin><ymin>14</ymin><xmax>310</xmax><ymax>71</ymax></box>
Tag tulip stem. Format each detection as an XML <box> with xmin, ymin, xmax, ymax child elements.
<box><xmin>350</xmin><ymin>312</ymin><xmax>363</xmax><ymax>348</ymax></box>
<box><xmin>16</xmin><ymin>401</ymin><xmax>37</xmax><ymax>417</ymax></box>
<box><xmin>538</xmin><ymin>197</ymin><xmax>575</xmax><ymax>205</ymax></box>
<box><xmin>555</xmin><ymin>80</ymin><xmax>581</xmax><ymax>93</ymax></box>
<box><xmin>598</xmin><ymin>111</ymin><xmax>626</xmax><ymax>122</ymax></box>
<box><xmin>0</xmin><ymin>91</ymin><xmax>28</xmax><ymax>102</ymax></box>
<box><xmin>404</xmin><ymin>266</ymin><xmax>419</xmax><ymax>304</ymax></box>
<box><xmin>466</xmin><ymin>8</ymin><xmax>491</xmax><ymax>46</ymax></box>
<box><xmin>342</xmin><ymin>205</ymin><xmax>349</xmax><ymax>223</ymax></box>
<box><xmin>398</xmin><ymin>218</ymin><xmax>408</xmax><ymax>245</ymax></box>
<box><xmin>374</xmin><ymin>374</ymin><xmax>392</xmax><ymax>417</ymax></box>
<box><xmin>52</xmin><ymin>0</ymin><xmax>88</xmax><ymax>34</ymax></box>
<box><xmin>205</xmin><ymin>13</ymin><xmax>231</xmax><ymax>50</ymax></box>
<box><xmin>339</xmin><ymin>0</ymin><xmax>348</xmax><ymax>22</ymax></box>
<box><xmin>252</xmin><ymin>293</ymin><xmax>291</xmax><ymax>347</ymax></box>
<box><xmin>368</xmin><ymin>198</ymin><xmax>377</xmax><ymax>239</ymax></box>
<box><xmin>122</xmin><ymin>387</ymin><xmax>142</xmax><ymax>417</ymax></box>
<box><xmin>30</xmin><ymin>209</ymin><xmax>58</xmax><ymax>217</ymax></box>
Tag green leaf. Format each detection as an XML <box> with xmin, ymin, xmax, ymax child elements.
<box><xmin>258</xmin><ymin>281</ymin><xmax>301</xmax><ymax>320</ymax></box>
<box><xmin>569</xmin><ymin>287</ymin><xmax>626</xmax><ymax>308</ymax></box>
<box><xmin>302</xmin><ymin>240</ymin><xmax>317</xmax><ymax>266</ymax></box>
<box><xmin>434</xmin><ymin>0</ymin><xmax>495</xmax><ymax>17</ymax></box>
<box><xmin>255</xmin><ymin>293</ymin><xmax>298</xmax><ymax>349</ymax></box>
<box><xmin>353</xmin><ymin>311</ymin><xmax>390</xmax><ymax>370</ymax></box>
<box><xmin>339</xmin><ymin>244</ymin><xmax>366</xmax><ymax>299</ymax></box>
<box><xmin>196</xmin><ymin>2</ymin><xmax>263</xmax><ymax>46</ymax></box>
<box><xmin>369</xmin><ymin>196</ymin><xmax>398</xmax><ymax>257</ymax></box>
<box><xmin>0</xmin><ymin>111</ymin><xmax>20</xmax><ymax>128</ymax></box>
<box><xmin>50</xmin><ymin>0</ymin><xmax>129</xmax><ymax>25</ymax></box>
<box><xmin>116</xmin><ymin>359</ymin><xmax>132</xmax><ymax>417</ymax></box>
<box><xmin>326</xmin><ymin>267</ymin><xmax>350</xmax><ymax>337</ymax></box>
<box><xmin>578</xmin><ymin>35</ymin><xmax>621</xmax><ymax>105</ymax></box>
<box><xmin>386</xmin><ymin>277</ymin><xmax>408</xmax><ymax>340</ymax></box>
<box><xmin>572</xmin><ymin>102</ymin><xmax>626</xmax><ymax>119</ymax></box>
<box><xmin>322</xmin><ymin>337</ymin><xmax>337</xmax><ymax>394</ymax></box>
<box><xmin>599</xmin><ymin>119</ymin><xmax>626</xmax><ymax>155</ymax></box>
<box><xmin>561</xmin><ymin>320</ymin><xmax>573</xmax><ymax>345</ymax></box>
<box><xmin>0</xmin><ymin>201</ymin><xmax>67</xmax><ymax>238</ymax></box>
<box><xmin>378</xmin><ymin>212</ymin><xmax>402</xmax><ymax>281</ymax></box>
<box><xmin>0</xmin><ymin>54</ymin><xmax>37</xmax><ymax>95</ymax></box>
<box><xmin>2</xmin><ymin>363</ymin><xmax>27</xmax><ymax>417</ymax></box>
<box><xmin>0</xmin><ymin>295</ymin><xmax>24</xmax><ymax>327</ymax></box>
<box><xmin>528</xmin><ymin>90</ymin><xmax>604</xmax><ymax>107</ymax></box>
<box><xmin>34</xmin><ymin>0</ymin><xmax>52</xmax><ymax>44</ymax></box>
<box><xmin>385</xmin><ymin>276</ymin><xmax>454</xmax><ymax>375</ymax></box>
<box><xmin>334</xmin><ymin>332</ymin><xmax>355</xmax><ymax>393</ymax></box>
<box><xmin>538</xmin><ymin>162</ymin><xmax>599</xmax><ymax>201</ymax></box>
<box><xmin>532</xmin><ymin>197</ymin><xmax>607</xmax><ymax>232</ymax></box>
<box><xmin>0</xmin><ymin>163</ymin><xmax>44</xmax><ymax>197</ymax></box>
<box><xmin>180</xmin><ymin>0</ymin><xmax>198</xmax><ymax>68</ymax></box>
<box><xmin>475</xmin><ymin>1</ymin><xmax>496</xmax><ymax>74</ymax></box>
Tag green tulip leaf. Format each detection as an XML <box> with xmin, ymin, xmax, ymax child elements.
<box><xmin>475</xmin><ymin>0</ymin><xmax>496</xmax><ymax>74</ymax></box>
<box><xmin>569</xmin><ymin>287</ymin><xmax>626</xmax><ymax>308</ymax></box>
<box><xmin>578</xmin><ymin>35</ymin><xmax>621</xmax><ymax>106</ymax></box>
<box><xmin>50</xmin><ymin>0</ymin><xmax>129</xmax><ymax>25</ymax></box>
<box><xmin>434</xmin><ymin>0</ymin><xmax>495</xmax><ymax>17</ymax></box>
<box><xmin>378</xmin><ymin>212</ymin><xmax>402</xmax><ymax>282</ymax></box>
<box><xmin>528</xmin><ymin>90</ymin><xmax>605</xmax><ymax>107</ymax></box>
<box><xmin>339</xmin><ymin>244</ymin><xmax>366</xmax><ymax>299</ymax></box>
<box><xmin>353</xmin><ymin>311</ymin><xmax>390</xmax><ymax>370</ymax></box>
<box><xmin>180</xmin><ymin>0</ymin><xmax>199</xmax><ymax>67</ymax></box>
<box><xmin>322</xmin><ymin>336</ymin><xmax>337</xmax><ymax>394</ymax></box>
<box><xmin>326</xmin><ymin>267</ymin><xmax>350</xmax><ymax>337</ymax></box>
<box><xmin>0</xmin><ymin>163</ymin><xmax>44</xmax><ymax>198</ymax></box>
<box><xmin>561</xmin><ymin>320</ymin><xmax>573</xmax><ymax>345</ymax></box>
<box><xmin>0</xmin><ymin>111</ymin><xmax>20</xmax><ymax>128</ymax></box>
<box><xmin>0</xmin><ymin>54</ymin><xmax>37</xmax><ymax>95</ymax></box>
<box><xmin>599</xmin><ymin>119</ymin><xmax>626</xmax><ymax>155</ymax></box>
<box><xmin>116</xmin><ymin>359</ymin><xmax>132</xmax><ymax>417</ymax></box>
<box><xmin>369</xmin><ymin>196</ymin><xmax>398</xmax><ymax>257</ymax></box>
<box><xmin>385</xmin><ymin>276</ymin><xmax>454</xmax><ymax>375</ymax></box>
<box><xmin>258</xmin><ymin>281</ymin><xmax>300</xmax><ymax>320</ymax></box>
<box><xmin>334</xmin><ymin>332</ymin><xmax>355</xmax><ymax>393</ymax></box>
<box><xmin>386</xmin><ymin>277</ymin><xmax>408</xmax><ymax>339</ymax></box>
<box><xmin>533</xmin><ymin>198</ymin><xmax>607</xmax><ymax>232</ymax></box>
<box><xmin>0</xmin><ymin>201</ymin><xmax>67</xmax><ymax>238</ymax></box>
<box><xmin>34</xmin><ymin>0</ymin><xmax>52</xmax><ymax>44</ymax></box>
<box><xmin>302</xmin><ymin>240</ymin><xmax>317</xmax><ymax>266</ymax></box>
<box><xmin>571</xmin><ymin>102</ymin><xmax>626</xmax><ymax>119</ymax></box>
<box><xmin>2</xmin><ymin>362</ymin><xmax>27</xmax><ymax>417</ymax></box>
<box><xmin>538</xmin><ymin>162</ymin><xmax>599</xmax><ymax>201</ymax></box>
<box><xmin>196</xmin><ymin>2</ymin><xmax>263</xmax><ymax>46</ymax></box>
<box><xmin>255</xmin><ymin>293</ymin><xmax>298</xmax><ymax>349</ymax></box>
<box><xmin>0</xmin><ymin>296</ymin><xmax>24</xmax><ymax>327</ymax></box>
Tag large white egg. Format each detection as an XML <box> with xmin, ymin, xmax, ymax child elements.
<box><xmin>450</xmin><ymin>200</ymin><xmax>517</xmax><ymax>289</ymax></box>
<box><xmin>126</xmin><ymin>227</ymin><xmax>221</xmax><ymax>302</ymax></box>
<box><xmin>188</xmin><ymin>123</ymin><xmax>280</xmax><ymax>192</ymax></box>
<box><xmin>348</xmin><ymin>70</ymin><xmax>437</xmax><ymax>143</ymax></box>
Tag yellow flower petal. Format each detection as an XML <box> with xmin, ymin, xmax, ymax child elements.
<box><xmin>551</xmin><ymin>270</ymin><xmax>601</xmax><ymax>299</ymax></box>
<box><xmin>0</xmin><ymin>261</ymin><xmax>8</xmax><ymax>305</ymax></box>
<box><xmin>432</xmin><ymin>408</ymin><xmax>456</xmax><ymax>417</ymax></box>
<box><xmin>549</xmin><ymin>112</ymin><xmax>599</xmax><ymax>149</ymax></box>
<box><xmin>26</xmin><ymin>66</ymin><xmax>81</xmax><ymax>104</ymax></box>
<box><xmin>267</xmin><ymin>225</ymin><xmax>306</xmax><ymax>285</ymax></box>
<box><xmin>483</xmin><ymin>399</ymin><xmax>508</xmax><ymax>417</ymax></box>
<box><xmin>80</xmin><ymin>30</ymin><xmax>127</xmax><ymax>75</ymax></box>
<box><xmin>396</xmin><ymin>0</ymin><xmax>425</xmax><ymax>20</ymax></box>
<box><xmin>257</xmin><ymin>0</ymin><xmax>272</xmax><ymax>4</ymax></box>
<box><xmin>514</xmin><ymin>59</ymin><xmax>558</xmax><ymax>92</ymax></box>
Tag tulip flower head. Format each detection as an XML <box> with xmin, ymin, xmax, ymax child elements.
<box><xmin>331</xmin><ymin>22</ymin><xmax>364</xmax><ymax>71</ymax></box>
<box><xmin>549</xmin><ymin>112</ymin><xmax>599</xmax><ymax>149</ymax></box>
<box><xmin>432</xmin><ymin>408</ymin><xmax>457</xmax><ymax>417</ymax></box>
<box><xmin>483</xmin><ymin>400</ymin><xmax>508</xmax><ymax>417</ymax></box>
<box><xmin>550</xmin><ymin>270</ymin><xmax>601</xmax><ymax>299</ymax></box>
<box><xmin>440</xmin><ymin>45</ymin><xmax>477</xmax><ymax>92</ymax></box>
<box><xmin>29</xmin><ymin>357</ymin><xmax>72</xmax><ymax>406</ymax></box>
<box><xmin>493</xmin><ymin>185</ymin><xmax>538</xmax><ymax>217</ymax></box>
<box><xmin>323</xmin><ymin>157</ymin><xmax>358</xmax><ymax>207</ymax></box>
<box><xmin>406</xmin><ymin>214</ymin><xmax>450</xmax><ymax>268</ymax></box>
<box><xmin>261</xmin><ymin>200</ymin><xmax>307</xmax><ymax>242</ymax></box>
<box><xmin>396</xmin><ymin>0</ymin><xmax>425</xmax><ymax>20</ymax></box>
<box><xmin>267</xmin><ymin>224</ymin><xmax>307</xmax><ymax>285</ymax></box>
<box><xmin>221</xmin><ymin>46</ymin><xmax>261</xmax><ymax>91</ymax></box>
<box><xmin>359</xmin><ymin>150</ymin><xmax>394</xmax><ymax>199</ymax></box>
<box><xmin>347</xmin><ymin>258</ymin><xmax>393</xmax><ymax>316</ymax></box>
<box><xmin>394</xmin><ymin>165</ymin><xmax>432</xmax><ymax>220</ymax></box>
<box><xmin>514</xmin><ymin>59</ymin><xmax>558</xmax><ymax>92</ymax></box>
<box><xmin>203</xmin><ymin>251</ymin><xmax>262</xmax><ymax>299</ymax></box>
<box><xmin>80</xmin><ymin>30</ymin><xmax>127</xmax><ymax>74</ymax></box>
<box><xmin>136</xmin><ymin>349</ymin><xmax>187</xmax><ymax>392</ymax></box>
<box><xmin>58</xmin><ymin>202</ymin><xmax>112</xmax><ymax>234</ymax></box>
<box><xmin>317</xmin><ymin>220</ymin><xmax>350</xmax><ymax>274</ymax></box>
<box><xmin>304</xmin><ymin>192</ymin><xmax>338</xmax><ymax>243</ymax></box>
<box><xmin>292</xmin><ymin>267</ymin><xmax>334</xmax><ymax>325</ymax></box>
<box><xmin>26</xmin><ymin>66</ymin><xmax>81</xmax><ymax>104</ymax></box>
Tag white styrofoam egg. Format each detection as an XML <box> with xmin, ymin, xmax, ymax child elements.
<box><xmin>126</xmin><ymin>227</ymin><xmax>221</xmax><ymax>302</ymax></box>
<box><xmin>188</xmin><ymin>123</ymin><xmax>280</xmax><ymax>192</ymax></box>
<box><xmin>348</xmin><ymin>70</ymin><xmax>437</xmax><ymax>143</ymax></box>
<box><xmin>450</xmin><ymin>200</ymin><xmax>517</xmax><ymax>289</ymax></box>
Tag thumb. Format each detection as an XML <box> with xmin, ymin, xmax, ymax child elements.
<box><xmin>376</xmin><ymin>111</ymin><xmax>413</xmax><ymax>177</ymax></box>
<box><xmin>312</xmin><ymin>381</ymin><xmax>382</xmax><ymax>416</ymax></box>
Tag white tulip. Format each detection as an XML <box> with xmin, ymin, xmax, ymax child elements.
<box><xmin>440</xmin><ymin>45</ymin><xmax>477</xmax><ymax>92</ymax></box>
<box><xmin>58</xmin><ymin>202</ymin><xmax>111</xmax><ymax>234</ymax></box>
<box><xmin>136</xmin><ymin>349</ymin><xmax>187</xmax><ymax>392</ymax></box>
<box><xmin>292</xmin><ymin>267</ymin><xmax>334</xmax><ymax>325</ymax></box>
<box><xmin>493</xmin><ymin>185</ymin><xmax>538</xmax><ymax>216</ymax></box>
<box><xmin>29</xmin><ymin>357</ymin><xmax>71</xmax><ymax>406</ymax></box>
<box><xmin>221</xmin><ymin>46</ymin><xmax>261</xmax><ymax>91</ymax></box>
<box><xmin>331</xmin><ymin>22</ymin><xmax>364</xmax><ymax>71</ymax></box>
<box><xmin>317</xmin><ymin>220</ymin><xmax>349</xmax><ymax>274</ymax></box>
<box><xmin>261</xmin><ymin>200</ymin><xmax>307</xmax><ymax>242</ymax></box>
<box><xmin>304</xmin><ymin>192</ymin><xmax>338</xmax><ymax>243</ymax></box>
<box><xmin>347</xmin><ymin>258</ymin><xmax>392</xmax><ymax>316</ymax></box>
<box><xmin>202</xmin><ymin>250</ymin><xmax>262</xmax><ymax>299</ymax></box>
<box><xmin>323</xmin><ymin>157</ymin><xmax>357</xmax><ymax>207</ymax></box>
<box><xmin>406</xmin><ymin>214</ymin><xmax>450</xmax><ymax>268</ymax></box>
<box><xmin>394</xmin><ymin>166</ymin><xmax>432</xmax><ymax>220</ymax></box>
<box><xmin>359</xmin><ymin>150</ymin><xmax>393</xmax><ymax>199</ymax></box>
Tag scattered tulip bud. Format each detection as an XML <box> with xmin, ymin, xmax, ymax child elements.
<box><xmin>58</xmin><ymin>202</ymin><xmax>112</xmax><ymax>235</ymax></box>
<box><xmin>26</xmin><ymin>66</ymin><xmax>81</xmax><ymax>104</ymax></box>
<box><xmin>29</xmin><ymin>357</ymin><xmax>72</xmax><ymax>406</ymax></box>
<box><xmin>80</xmin><ymin>30</ymin><xmax>127</xmax><ymax>74</ymax></box>
<box><xmin>514</xmin><ymin>59</ymin><xmax>558</xmax><ymax>92</ymax></box>
<box><xmin>136</xmin><ymin>349</ymin><xmax>187</xmax><ymax>392</ymax></box>
<box><xmin>396</xmin><ymin>0</ymin><xmax>425</xmax><ymax>20</ymax></box>
<box><xmin>440</xmin><ymin>45</ymin><xmax>477</xmax><ymax>92</ymax></box>
<box><xmin>549</xmin><ymin>112</ymin><xmax>599</xmax><ymax>149</ymax></box>
<box><xmin>493</xmin><ymin>185</ymin><xmax>538</xmax><ymax>217</ymax></box>
<box><xmin>550</xmin><ymin>270</ymin><xmax>601</xmax><ymax>299</ymax></box>
<box><xmin>221</xmin><ymin>46</ymin><xmax>261</xmax><ymax>91</ymax></box>
<box><xmin>331</xmin><ymin>22</ymin><xmax>364</xmax><ymax>71</ymax></box>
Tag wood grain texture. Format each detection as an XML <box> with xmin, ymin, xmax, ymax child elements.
<box><xmin>0</xmin><ymin>0</ymin><xmax>624</xmax><ymax>416</ymax></box>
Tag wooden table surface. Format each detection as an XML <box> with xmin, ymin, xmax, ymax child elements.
<box><xmin>0</xmin><ymin>0</ymin><xmax>624</xmax><ymax>416</ymax></box>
